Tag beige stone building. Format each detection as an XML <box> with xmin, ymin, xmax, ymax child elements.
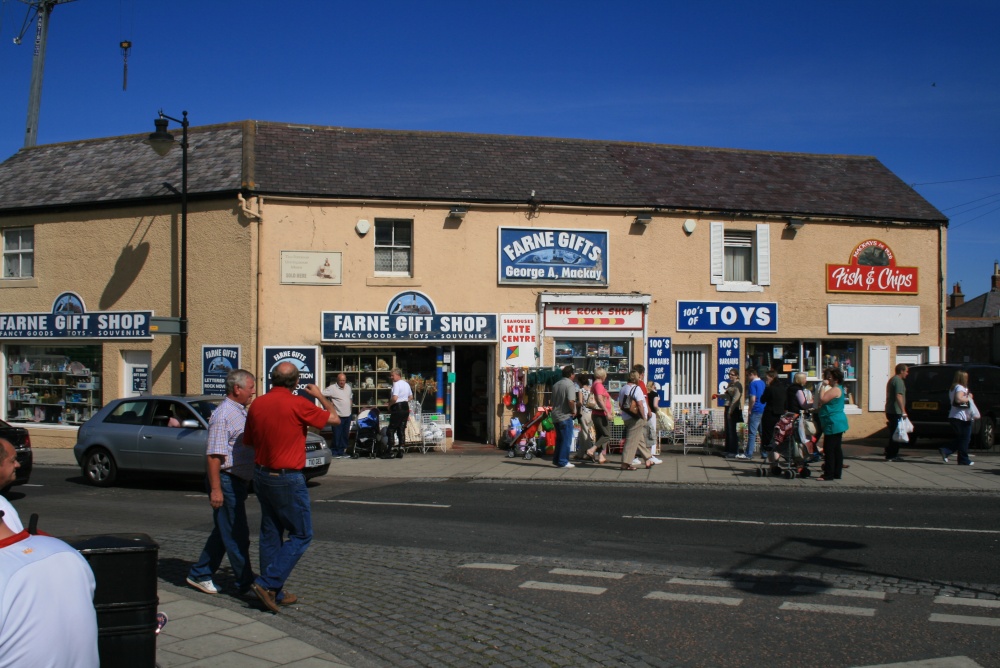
<box><xmin>0</xmin><ymin>122</ymin><xmax>947</xmax><ymax>449</ymax></box>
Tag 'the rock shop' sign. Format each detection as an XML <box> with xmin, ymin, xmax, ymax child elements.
<box><xmin>826</xmin><ymin>240</ymin><xmax>918</xmax><ymax>294</ymax></box>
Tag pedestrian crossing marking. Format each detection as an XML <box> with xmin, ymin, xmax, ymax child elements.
<box><xmin>929</xmin><ymin>613</ymin><xmax>1000</xmax><ymax>627</ymax></box>
<box><xmin>645</xmin><ymin>591</ymin><xmax>742</xmax><ymax>606</ymax></box>
<box><xmin>792</xmin><ymin>586</ymin><xmax>886</xmax><ymax>600</ymax></box>
<box><xmin>550</xmin><ymin>568</ymin><xmax>625</xmax><ymax>579</ymax></box>
<box><xmin>668</xmin><ymin>577</ymin><xmax>754</xmax><ymax>590</ymax></box>
<box><xmin>459</xmin><ymin>563</ymin><xmax>518</xmax><ymax>571</ymax></box>
<box><xmin>520</xmin><ymin>581</ymin><xmax>607</xmax><ymax>595</ymax></box>
<box><xmin>779</xmin><ymin>602</ymin><xmax>875</xmax><ymax>616</ymax></box>
<box><xmin>933</xmin><ymin>596</ymin><xmax>1000</xmax><ymax>609</ymax></box>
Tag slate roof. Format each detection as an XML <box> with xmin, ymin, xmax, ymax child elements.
<box><xmin>0</xmin><ymin>121</ymin><xmax>947</xmax><ymax>223</ymax></box>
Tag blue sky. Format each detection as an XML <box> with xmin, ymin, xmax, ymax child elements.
<box><xmin>1</xmin><ymin>0</ymin><xmax>998</xmax><ymax>297</ymax></box>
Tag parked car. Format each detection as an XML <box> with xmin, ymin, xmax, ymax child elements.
<box><xmin>74</xmin><ymin>395</ymin><xmax>331</xmax><ymax>486</ymax></box>
<box><xmin>0</xmin><ymin>418</ymin><xmax>32</xmax><ymax>493</ymax></box>
<box><xmin>904</xmin><ymin>363</ymin><xmax>1000</xmax><ymax>450</ymax></box>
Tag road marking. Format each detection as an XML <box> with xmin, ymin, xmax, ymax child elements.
<box><xmin>645</xmin><ymin>591</ymin><xmax>742</xmax><ymax>606</ymax></box>
<box><xmin>779</xmin><ymin>602</ymin><xmax>875</xmax><ymax>616</ymax></box>
<box><xmin>929</xmin><ymin>613</ymin><xmax>1000</xmax><ymax>627</ymax></box>
<box><xmin>934</xmin><ymin>596</ymin><xmax>1000</xmax><ymax>609</ymax></box>
<box><xmin>550</xmin><ymin>568</ymin><xmax>625</xmax><ymax>580</ymax></box>
<box><xmin>20</xmin><ymin>484</ymin><xmax>43</xmax><ymax>487</ymax></box>
<box><xmin>520</xmin><ymin>581</ymin><xmax>606</xmax><ymax>595</ymax></box>
<box><xmin>624</xmin><ymin>515</ymin><xmax>1000</xmax><ymax>535</ymax></box>
<box><xmin>459</xmin><ymin>563</ymin><xmax>518</xmax><ymax>571</ymax></box>
<box><xmin>316</xmin><ymin>500</ymin><xmax>450</xmax><ymax>508</ymax></box>
<box><xmin>668</xmin><ymin>577</ymin><xmax>754</xmax><ymax>590</ymax></box>
<box><xmin>792</xmin><ymin>586</ymin><xmax>886</xmax><ymax>600</ymax></box>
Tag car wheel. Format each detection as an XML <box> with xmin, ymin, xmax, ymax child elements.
<box><xmin>83</xmin><ymin>447</ymin><xmax>118</xmax><ymax>487</ymax></box>
<box><xmin>978</xmin><ymin>417</ymin><xmax>996</xmax><ymax>450</ymax></box>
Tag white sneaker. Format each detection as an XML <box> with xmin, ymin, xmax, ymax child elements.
<box><xmin>186</xmin><ymin>577</ymin><xmax>220</xmax><ymax>595</ymax></box>
<box><xmin>735</xmin><ymin>454</ymin><xmax>749</xmax><ymax>460</ymax></box>
<box><xmin>649</xmin><ymin>456</ymin><xmax>663</xmax><ymax>465</ymax></box>
<box><xmin>557</xmin><ymin>462</ymin><xmax>576</xmax><ymax>468</ymax></box>
<box><xmin>632</xmin><ymin>458</ymin><xmax>642</xmax><ymax>466</ymax></box>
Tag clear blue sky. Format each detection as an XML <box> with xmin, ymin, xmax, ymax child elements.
<box><xmin>1</xmin><ymin>0</ymin><xmax>997</xmax><ymax>297</ymax></box>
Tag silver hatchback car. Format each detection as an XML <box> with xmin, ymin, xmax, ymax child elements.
<box><xmin>74</xmin><ymin>395</ymin><xmax>331</xmax><ymax>486</ymax></box>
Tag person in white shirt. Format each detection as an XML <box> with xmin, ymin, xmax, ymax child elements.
<box><xmin>385</xmin><ymin>368</ymin><xmax>413</xmax><ymax>459</ymax></box>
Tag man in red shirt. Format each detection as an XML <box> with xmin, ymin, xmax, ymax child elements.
<box><xmin>243</xmin><ymin>362</ymin><xmax>339</xmax><ymax>613</ymax></box>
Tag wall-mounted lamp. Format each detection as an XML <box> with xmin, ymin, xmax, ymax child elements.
<box><xmin>786</xmin><ymin>218</ymin><xmax>805</xmax><ymax>231</ymax></box>
<box><xmin>634</xmin><ymin>214</ymin><xmax>652</xmax><ymax>225</ymax></box>
<box><xmin>449</xmin><ymin>207</ymin><xmax>467</xmax><ymax>220</ymax></box>
<box><xmin>682</xmin><ymin>219</ymin><xmax>697</xmax><ymax>234</ymax></box>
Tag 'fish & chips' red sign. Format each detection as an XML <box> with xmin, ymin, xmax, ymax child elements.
<box><xmin>826</xmin><ymin>239</ymin><xmax>918</xmax><ymax>294</ymax></box>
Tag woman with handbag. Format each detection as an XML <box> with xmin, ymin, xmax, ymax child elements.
<box><xmin>713</xmin><ymin>370</ymin><xmax>744</xmax><ymax>458</ymax></box>
<box><xmin>618</xmin><ymin>370</ymin><xmax>655</xmax><ymax>470</ymax></box>
<box><xmin>816</xmin><ymin>367</ymin><xmax>849</xmax><ymax>480</ymax></box>
<box><xmin>585</xmin><ymin>368</ymin><xmax>613</xmax><ymax>464</ymax></box>
<box><xmin>941</xmin><ymin>370</ymin><xmax>975</xmax><ymax>466</ymax></box>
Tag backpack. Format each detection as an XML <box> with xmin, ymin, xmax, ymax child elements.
<box><xmin>618</xmin><ymin>385</ymin><xmax>642</xmax><ymax>419</ymax></box>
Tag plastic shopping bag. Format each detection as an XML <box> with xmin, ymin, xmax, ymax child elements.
<box><xmin>892</xmin><ymin>418</ymin><xmax>909</xmax><ymax>443</ymax></box>
<box><xmin>901</xmin><ymin>416</ymin><xmax>914</xmax><ymax>433</ymax></box>
<box><xmin>970</xmin><ymin>399</ymin><xmax>981</xmax><ymax>420</ymax></box>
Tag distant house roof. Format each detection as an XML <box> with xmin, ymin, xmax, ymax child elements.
<box><xmin>0</xmin><ymin>121</ymin><xmax>947</xmax><ymax>223</ymax></box>
<box><xmin>947</xmin><ymin>288</ymin><xmax>1000</xmax><ymax>334</ymax></box>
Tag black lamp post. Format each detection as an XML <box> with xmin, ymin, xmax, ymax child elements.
<box><xmin>146</xmin><ymin>110</ymin><xmax>189</xmax><ymax>395</ymax></box>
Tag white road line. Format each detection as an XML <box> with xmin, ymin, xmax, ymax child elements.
<box><xmin>550</xmin><ymin>568</ymin><xmax>625</xmax><ymax>580</ymax></box>
<box><xmin>929</xmin><ymin>613</ymin><xmax>1000</xmax><ymax>627</ymax></box>
<box><xmin>20</xmin><ymin>484</ymin><xmax>43</xmax><ymax>487</ymax></box>
<box><xmin>316</xmin><ymin>500</ymin><xmax>450</xmax><ymax>508</ymax></box>
<box><xmin>792</xmin><ymin>586</ymin><xmax>886</xmax><ymax>600</ymax></box>
<box><xmin>934</xmin><ymin>596</ymin><xmax>1000</xmax><ymax>609</ymax></box>
<box><xmin>668</xmin><ymin>577</ymin><xmax>754</xmax><ymax>590</ymax></box>
<box><xmin>645</xmin><ymin>591</ymin><xmax>743</xmax><ymax>606</ymax></box>
<box><xmin>624</xmin><ymin>515</ymin><xmax>1000</xmax><ymax>535</ymax></box>
<box><xmin>459</xmin><ymin>563</ymin><xmax>519</xmax><ymax>571</ymax></box>
<box><xmin>520</xmin><ymin>581</ymin><xmax>607</xmax><ymax>595</ymax></box>
<box><xmin>779</xmin><ymin>602</ymin><xmax>875</xmax><ymax>616</ymax></box>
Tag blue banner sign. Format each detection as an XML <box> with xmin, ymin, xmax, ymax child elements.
<box><xmin>322</xmin><ymin>291</ymin><xmax>497</xmax><ymax>343</ymax></box>
<box><xmin>716</xmin><ymin>337</ymin><xmax>741</xmax><ymax>407</ymax></box>
<box><xmin>202</xmin><ymin>345</ymin><xmax>241</xmax><ymax>395</ymax></box>
<box><xmin>646</xmin><ymin>337</ymin><xmax>671</xmax><ymax>407</ymax></box>
<box><xmin>0</xmin><ymin>291</ymin><xmax>152</xmax><ymax>339</ymax></box>
<box><xmin>498</xmin><ymin>227</ymin><xmax>609</xmax><ymax>286</ymax></box>
<box><xmin>262</xmin><ymin>346</ymin><xmax>319</xmax><ymax>397</ymax></box>
<box><xmin>677</xmin><ymin>300</ymin><xmax>777</xmax><ymax>332</ymax></box>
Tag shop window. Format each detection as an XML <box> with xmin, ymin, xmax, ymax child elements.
<box><xmin>374</xmin><ymin>219</ymin><xmax>412</xmax><ymax>275</ymax></box>
<box><xmin>554</xmin><ymin>339</ymin><xmax>632</xmax><ymax>396</ymax></box>
<box><xmin>746</xmin><ymin>339</ymin><xmax>860</xmax><ymax>407</ymax></box>
<box><xmin>710</xmin><ymin>222</ymin><xmax>770</xmax><ymax>292</ymax></box>
<box><xmin>5</xmin><ymin>345</ymin><xmax>102</xmax><ymax>425</ymax></box>
<box><xmin>3</xmin><ymin>227</ymin><xmax>33</xmax><ymax>279</ymax></box>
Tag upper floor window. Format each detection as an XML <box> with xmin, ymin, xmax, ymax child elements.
<box><xmin>3</xmin><ymin>227</ymin><xmax>34</xmax><ymax>279</ymax></box>
<box><xmin>710</xmin><ymin>222</ymin><xmax>770</xmax><ymax>292</ymax></box>
<box><xmin>374</xmin><ymin>219</ymin><xmax>412</xmax><ymax>275</ymax></box>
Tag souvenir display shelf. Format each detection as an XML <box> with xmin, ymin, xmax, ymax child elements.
<box><xmin>324</xmin><ymin>353</ymin><xmax>397</xmax><ymax>413</ymax></box>
<box><xmin>6</xmin><ymin>355</ymin><xmax>101</xmax><ymax>425</ymax></box>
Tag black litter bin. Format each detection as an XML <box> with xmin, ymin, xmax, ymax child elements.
<box><xmin>65</xmin><ymin>533</ymin><xmax>159</xmax><ymax>668</ymax></box>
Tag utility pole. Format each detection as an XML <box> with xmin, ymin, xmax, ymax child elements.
<box><xmin>15</xmin><ymin>0</ymin><xmax>76</xmax><ymax>148</ymax></box>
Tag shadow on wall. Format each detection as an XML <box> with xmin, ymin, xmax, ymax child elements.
<box><xmin>99</xmin><ymin>217</ymin><xmax>155</xmax><ymax>310</ymax></box>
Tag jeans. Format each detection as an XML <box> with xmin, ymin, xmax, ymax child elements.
<box><xmin>885</xmin><ymin>414</ymin><xmax>903</xmax><ymax>459</ymax></box>
<box><xmin>553</xmin><ymin>418</ymin><xmax>574</xmax><ymax>467</ymax></box>
<box><xmin>188</xmin><ymin>472</ymin><xmax>253</xmax><ymax>591</ymax></box>
<box><xmin>331</xmin><ymin>415</ymin><xmax>352</xmax><ymax>455</ymax></box>
<box><xmin>942</xmin><ymin>418</ymin><xmax>973</xmax><ymax>465</ymax></box>
<box><xmin>724</xmin><ymin>411</ymin><xmax>742</xmax><ymax>455</ymax></box>
<box><xmin>254</xmin><ymin>467</ymin><xmax>313</xmax><ymax>593</ymax></box>
<box><xmin>822</xmin><ymin>432</ymin><xmax>844</xmax><ymax>479</ymax></box>
<box><xmin>746</xmin><ymin>412</ymin><xmax>763</xmax><ymax>458</ymax></box>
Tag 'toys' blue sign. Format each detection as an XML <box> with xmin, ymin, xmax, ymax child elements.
<box><xmin>677</xmin><ymin>301</ymin><xmax>777</xmax><ymax>333</ymax></box>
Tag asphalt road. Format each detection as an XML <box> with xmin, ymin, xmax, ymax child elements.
<box><xmin>8</xmin><ymin>467</ymin><xmax>1000</xmax><ymax>668</ymax></box>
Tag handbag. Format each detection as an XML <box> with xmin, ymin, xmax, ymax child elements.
<box><xmin>969</xmin><ymin>398</ymin><xmax>981</xmax><ymax>420</ymax></box>
<box><xmin>619</xmin><ymin>387</ymin><xmax>642</xmax><ymax>419</ymax></box>
<box><xmin>585</xmin><ymin>389</ymin><xmax>600</xmax><ymax>411</ymax></box>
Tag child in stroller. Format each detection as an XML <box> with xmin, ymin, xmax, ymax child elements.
<box><xmin>352</xmin><ymin>407</ymin><xmax>381</xmax><ymax>459</ymax></box>
<box><xmin>757</xmin><ymin>410</ymin><xmax>815</xmax><ymax>479</ymax></box>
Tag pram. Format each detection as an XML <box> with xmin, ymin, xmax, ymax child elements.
<box><xmin>351</xmin><ymin>408</ymin><xmax>381</xmax><ymax>459</ymax></box>
<box><xmin>757</xmin><ymin>411</ymin><xmax>815</xmax><ymax>479</ymax></box>
<box><xmin>502</xmin><ymin>407</ymin><xmax>551</xmax><ymax>461</ymax></box>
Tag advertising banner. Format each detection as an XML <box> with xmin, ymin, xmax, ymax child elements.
<box><xmin>202</xmin><ymin>345</ymin><xmax>242</xmax><ymax>395</ymax></box>
<box><xmin>826</xmin><ymin>239</ymin><xmax>918</xmax><ymax>294</ymax></box>
<box><xmin>646</xmin><ymin>337</ymin><xmax>671</xmax><ymax>407</ymax></box>
<box><xmin>498</xmin><ymin>227</ymin><xmax>609</xmax><ymax>286</ymax></box>
<box><xmin>0</xmin><ymin>292</ymin><xmax>152</xmax><ymax>339</ymax></box>
<box><xmin>262</xmin><ymin>346</ymin><xmax>320</xmax><ymax>398</ymax></box>
<box><xmin>677</xmin><ymin>300</ymin><xmax>777</xmax><ymax>333</ymax></box>
<box><xmin>716</xmin><ymin>337</ymin><xmax>740</xmax><ymax>407</ymax></box>
<box><xmin>322</xmin><ymin>291</ymin><xmax>497</xmax><ymax>343</ymax></box>
<box><xmin>543</xmin><ymin>303</ymin><xmax>644</xmax><ymax>331</ymax></box>
<box><xmin>280</xmin><ymin>251</ymin><xmax>343</xmax><ymax>285</ymax></box>
<box><xmin>499</xmin><ymin>314</ymin><xmax>538</xmax><ymax>366</ymax></box>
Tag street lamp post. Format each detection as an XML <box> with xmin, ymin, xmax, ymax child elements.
<box><xmin>146</xmin><ymin>110</ymin><xmax>189</xmax><ymax>395</ymax></box>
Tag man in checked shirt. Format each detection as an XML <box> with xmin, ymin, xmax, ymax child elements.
<box><xmin>186</xmin><ymin>369</ymin><xmax>257</xmax><ymax>596</ymax></box>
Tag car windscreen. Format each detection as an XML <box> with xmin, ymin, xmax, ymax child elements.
<box><xmin>188</xmin><ymin>398</ymin><xmax>222</xmax><ymax>423</ymax></box>
<box><xmin>905</xmin><ymin>368</ymin><xmax>953</xmax><ymax>395</ymax></box>
<box><xmin>104</xmin><ymin>400</ymin><xmax>152</xmax><ymax>425</ymax></box>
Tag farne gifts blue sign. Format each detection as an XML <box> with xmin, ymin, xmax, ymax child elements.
<box><xmin>498</xmin><ymin>227</ymin><xmax>608</xmax><ymax>286</ymax></box>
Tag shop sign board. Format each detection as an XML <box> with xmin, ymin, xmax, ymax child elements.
<box><xmin>543</xmin><ymin>304</ymin><xmax>644</xmax><ymax>331</ymax></box>
<box><xmin>826</xmin><ymin>239</ymin><xmax>918</xmax><ymax>294</ymax></box>
<box><xmin>716</xmin><ymin>337</ymin><xmax>740</xmax><ymax>408</ymax></box>
<box><xmin>498</xmin><ymin>227</ymin><xmax>609</xmax><ymax>286</ymax></box>
<box><xmin>262</xmin><ymin>346</ymin><xmax>320</xmax><ymax>398</ymax></box>
<box><xmin>280</xmin><ymin>250</ymin><xmax>343</xmax><ymax>285</ymax></box>
<box><xmin>131</xmin><ymin>366</ymin><xmax>149</xmax><ymax>393</ymax></box>
<box><xmin>322</xmin><ymin>291</ymin><xmax>498</xmax><ymax>343</ymax></box>
<box><xmin>202</xmin><ymin>345</ymin><xmax>242</xmax><ymax>395</ymax></box>
<box><xmin>677</xmin><ymin>300</ymin><xmax>777</xmax><ymax>333</ymax></box>
<box><xmin>646</xmin><ymin>337</ymin><xmax>671</xmax><ymax>407</ymax></box>
<box><xmin>500</xmin><ymin>314</ymin><xmax>538</xmax><ymax>366</ymax></box>
<box><xmin>0</xmin><ymin>291</ymin><xmax>152</xmax><ymax>339</ymax></box>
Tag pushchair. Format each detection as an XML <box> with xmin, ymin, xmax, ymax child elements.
<box><xmin>502</xmin><ymin>407</ymin><xmax>551</xmax><ymax>461</ymax></box>
<box><xmin>757</xmin><ymin>411</ymin><xmax>814</xmax><ymax>479</ymax></box>
<box><xmin>351</xmin><ymin>408</ymin><xmax>381</xmax><ymax>459</ymax></box>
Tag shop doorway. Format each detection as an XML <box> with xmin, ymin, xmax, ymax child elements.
<box><xmin>454</xmin><ymin>345</ymin><xmax>490</xmax><ymax>443</ymax></box>
<box><xmin>672</xmin><ymin>346</ymin><xmax>709</xmax><ymax>413</ymax></box>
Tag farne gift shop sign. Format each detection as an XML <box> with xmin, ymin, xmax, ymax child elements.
<box><xmin>0</xmin><ymin>292</ymin><xmax>152</xmax><ymax>339</ymax></box>
<box><xmin>826</xmin><ymin>240</ymin><xmax>918</xmax><ymax>294</ymax></box>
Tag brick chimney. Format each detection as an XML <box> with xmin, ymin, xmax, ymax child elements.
<box><xmin>993</xmin><ymin>261</ymin><xmax>1000</xmax><ymax>291</ymax></box>
<box><xmin>949</xmin><ymin>282</ymin><xmax>964</xmax><ymax>309</ymax></box>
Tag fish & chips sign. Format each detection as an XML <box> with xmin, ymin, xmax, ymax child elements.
<box><xmin>0</xmin><ymin>292</ymin><xmax>152</xmax><ymax>339</ymax></box>
<box><xmin>826</xmin><ymin>240</ymin><xmax>918</xmax><ymax>294</ymax></box>
<box><xmin>498</xmin><ymin>227</ymin><xmax>609</xmax><ymax>286</ymax></box>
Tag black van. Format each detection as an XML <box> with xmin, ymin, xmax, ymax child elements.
<box><xmin>904</xmin><ymin>363</ymin><xmax>1000</xmax><ymax>450</ymax></box>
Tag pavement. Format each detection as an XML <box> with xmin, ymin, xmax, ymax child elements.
<box><xmin>31</xmin><ymin>439</ymin><xmax>1000</xmax><ymax>667</ymax></box>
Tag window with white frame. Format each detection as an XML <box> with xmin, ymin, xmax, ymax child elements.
<box><xmin>374</xmin><ymin>219</ymin><xmax>412</xmax><ymax>275</ymax></box>
<box><xmin>710</xmin><ymin>222</ymin><xmax>770</xmax><ymax>292</ymax></box>
<box><xmin>3</xmin><ymin>227</ymin><xmax>34</xmax><ymax>279</ymax></box>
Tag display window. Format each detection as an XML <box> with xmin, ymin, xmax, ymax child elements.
<box><xmin>746</xmin><ymin>339</ymin><xmax>860</xmax><ymax>405</ymax></box>
<box><xmin>554</xmin><ymin>339</ymin><xmax>633</xmax><ymax>395</ymax></box>
<box><xmin>323</xmin><ymin>346</ymin><xmax>438</xmax><ymax>414</ymax></box>
<box><xmin>5</xmin><ymin>344</ymin><xmax>103</xmax><ymax>425</ymax></box>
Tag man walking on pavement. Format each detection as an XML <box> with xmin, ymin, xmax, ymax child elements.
<box><xmin>551</xmin><ymin>365</ymin><xmax>577</xmax><ymax>469</ymax></box>
<box><xmin>741</xmin><ymin>368</ymin><xmax>766</xmax><ymax>460</ymax></box>
<box><xmin>885</xmin><ymin>363</ymin><xmax>908</xmax><ymax>462</ymax></box>
<box><xmin>323</xmin><ymin>373</ymin><xmax>354</xmax><ymax>458</ymax></box>
<box><xmin>187</xmin><ymin>369</ymin><xmax>257</xmax><ymax>596</ymax></box>
<box><xmin>243</xmin><ymin>362</ymin><xmax>339</xmax><ymax>613</ymax></box>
